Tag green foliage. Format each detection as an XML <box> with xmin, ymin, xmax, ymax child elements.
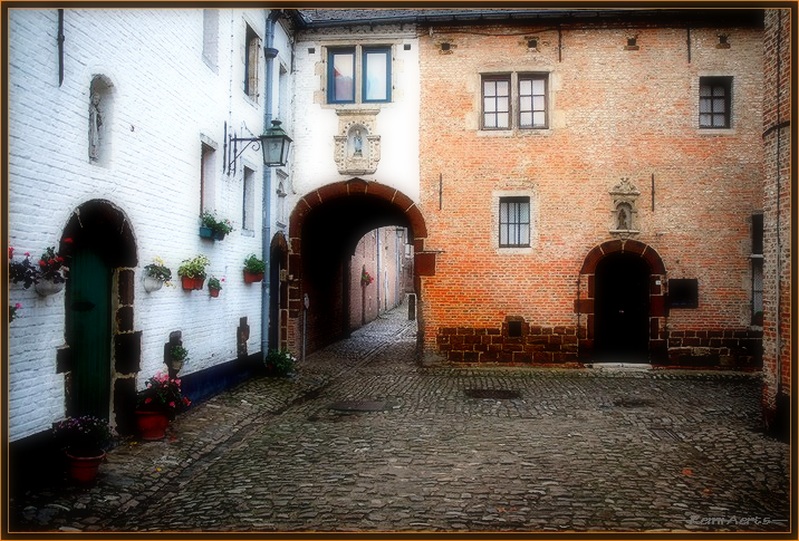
<box><xmin>200</xmin><ymin>211</ymin><xmax>234</xmax><ymax>235</ymax></box>
<box><xmin>265</xmin><ymin>349</ymin><xmax>296</xmax><ymax>378</ymax></box>
<box><xmin>243</xmin><ymin>253</ymin><xmax>266</xmax><ymax>274</ymax></box>
<box><xmin>144</xmin><ymin>256</ymin><xmax>172</xmax><ymax>282</ymax></box>
<box><xmin>208</xmin><ymin>276</ymin><xmax>223</xmax><ymax>290</ymax></box>
<box><xmin>177</xmin><ymin>255</ymin><xmax>210</xmax><ymax>279</ymax></box>
<box><xmin>52</xmin><ymin>415</ymin><xmax>113</xmax><ymax>456</ymax></box>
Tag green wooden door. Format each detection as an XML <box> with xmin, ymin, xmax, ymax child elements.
<box><xmin>66</xmin><ymin>249</ymin><xmax>112</xmax><ymax>419</ymax></box>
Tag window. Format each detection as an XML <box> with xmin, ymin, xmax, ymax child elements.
<box><xmin>482</xmin><ymin>73</ymin><xmax>549</xmax><ymax>130</ymax></box>
<box><xmin>483</xmin><ymin>76</ymin><xmax>510</xmax><ymax>129</ymax></box>
<box><xmin>327</xmin><ymin>45</ymin><xmax>391</xmax><ymax>104</ymax></box>
<box><xmin>200</xmin><ymin>142</ymin><xmax>216</xmax><ymax>213</ymax></box>
<box><xmin>699</xmin><ymin>77</ymin><xmax>732</xmax><ymax>128</ymax></box>
<box><xmin>244</xmin><ymin>25</ymin><xmax>260</xmax><ymax>101</ymax></box>
<box><xmin>519</xmin><ymin>75</ymin><xmax>547</xmax><ymax>128</ymax></box>
<box><xmin>363</xmin><ymin>47</ymin><xmax>391</xmax><ymax>102</ymax></box>
<box><xmin>751</xmin><ymin>213</ymin><xmax>764</xmax><ymax>325</ymax></box>
<box><xmin>499</xmin><ymin>197</ymin><xmax>530</xmax><ymax>247</ymax></box>
<box><xmin>242</xmin><ymin>167</ymin><xmax>255</xmax><ymax>233</ymax></box>
<box><xmin>202</xmin><ymin>10</ymin><xmax>219</xmax><ymax>69</ymax></box>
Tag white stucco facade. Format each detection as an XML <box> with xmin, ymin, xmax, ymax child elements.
<box><xmin>6</xmin><ymin>8</ymin><xmax>292</xmax><ymax>441</ymax></box>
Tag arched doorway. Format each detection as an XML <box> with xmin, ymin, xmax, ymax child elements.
<box><xmin>269</xmin><ymin>232</ymin><xmax>289</xmax><ymax>350</ymax></box>
<box><xmin>286</xmin><ymin>178</ymin><xmax>430</xmax><ymax>356</ymax></box>
<box><xmin>61</xmin><ymin>200</ymin><xmax>137</xmax><ymax>425</ymax></box>
<box><xmin>594</xmin><ymin>252</ymin><xmax>650</xmax><ymax>361</ymax></box>
<box><xmin>578</xmin><ymin>240</ymin><xmax>667</xmax><ymax>363</ymax></box>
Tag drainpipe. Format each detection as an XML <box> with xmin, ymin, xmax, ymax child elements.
<box><xmin>261</xmin><ymin>10</ymin><xmax>280</xmax><ymax>361</ymax></box>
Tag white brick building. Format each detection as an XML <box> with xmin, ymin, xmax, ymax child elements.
<box><xmin>6</xmin><ymin>8</ymin><xmax>293</xmax><ymax>441</ymax></box>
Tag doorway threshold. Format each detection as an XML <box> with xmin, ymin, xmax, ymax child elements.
<box><xmin>586</xmin><ymin>362</ymin><xmax>652</xmax><ymax>371</ymax></box>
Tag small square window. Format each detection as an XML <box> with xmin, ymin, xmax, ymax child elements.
<box><xmin>499</xmin><ymin>197</ymin><xmax>530</xmax><ymax>247</ymax></box>
<box><xmin>699</xmin><ymin>76</ymin><xmax>732</xmax><ymax>128</ymax></box>
<box><xmin>482</xmin><ymin>75</ymin><xmax>511</xmax><ymax>129</ymax></box>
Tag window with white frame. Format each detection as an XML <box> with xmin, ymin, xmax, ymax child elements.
<box><xmin>327</xmin><ymin>45</ymin><xmax>392</xmax><ymax>104</ymax></box>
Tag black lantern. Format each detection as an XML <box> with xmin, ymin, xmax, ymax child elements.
<box><xmin>259</xmin><ymin>120</ymin><xmax>292</xmax><ymax>167</ymax></box>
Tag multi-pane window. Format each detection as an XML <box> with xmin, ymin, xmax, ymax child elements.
<box><xmin>699</xmin><ymin>77</ymin><xmax>732</xmax><ymax>128</ymax></box>
<box><xmin>499</xmin><ymin>197</ymin><xmax>531</xmax><ymax>247</ymax></box>
<box><xmin>519</xmin><ymin>75</ymin><xmax>547</xmax><ymax>128</ymax></box>
<box><xmin>244</xmin><ymin>25</ymin><xmax>260</xmax><ymax>101</ymax></box>
<box><xmin>327</xmin><ymin>46</ymin><xmax>392</xmax><ymax>104</ymax></box>
<box><xmin>482</xmin><ymin>73</ymin><xmax>548</xmax><ymax>130</ymax></box>
<box><xmin>482</xmin><ymin>76</ymin><xmax>511</xmax><ymax>129</ymax></box>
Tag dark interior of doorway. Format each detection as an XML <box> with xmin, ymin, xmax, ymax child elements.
<box><xmin>594</xmin><ymin>252</ymin><xmax>650</xmax><ymax>363</ymax></box>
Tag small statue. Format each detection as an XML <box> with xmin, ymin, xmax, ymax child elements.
<box><xmin>617</xmin><ymin>205</ymin><xmax>630</xmax><ymax>230</ymax></box>
<box><xmin>89</xmin><ymin>93</ymin><xmax>103</xmax><ymax>161</ymax></box>
<box><xmin>353</xmin><ymin>129</ymin><xmax>363</xmax><ymax>157</ymax></box>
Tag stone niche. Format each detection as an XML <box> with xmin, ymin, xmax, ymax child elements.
<box><xmin>609</xmin><ymin>177</ymin><xmax>640</xmax><ymax>237</ymax></box>
<box><xmin>334</xmin><ymin>110</ymin><xmax>381</xmax><ymax>175</ymax></box>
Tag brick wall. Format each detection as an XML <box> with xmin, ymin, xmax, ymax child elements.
<box><xmin>417</xmin><ymin>15</ymin><xmax>764</xmax><ymax>366</ymax></box>
<box><xmin>761</xmin><ymin>9</ymin><xmax>791</xmax><ymax>436</ymax></box>
<box><xmin>6</xmin><ymin>9</ymin><xmax>286</xmax><ymax>441</ymax></box>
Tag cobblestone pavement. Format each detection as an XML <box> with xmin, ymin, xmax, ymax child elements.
<box><xmin>8</xmin><ymin>305</ymin><xmax>792</xmax><ymax>534</ymax></box>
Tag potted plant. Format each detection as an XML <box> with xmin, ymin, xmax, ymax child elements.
<box><xmin>264</xmin><ymin>349</ymin><xmax>296</xmax><ymax>378</ymax></box>
<box><xmin>177</xmin><ymin>254</ymin><xmax>210</xmax><ymax>291</ymax></box>
<box><xmin>200</xmin><ymin>211</ymin><xmax>234</xmax><ymax>241</ymax></box>
<box><xmin>167</xmin><ymin>344</ymin><xmax>188</xmax><ymax>375</ymax></box>
<box><xmin>135</xmin><ymin>371</ymin><xmax>191</xmax><ymax>440</ymax></box>
<box><xmin>52</xmin><ymin>415</ymin><xmax>113</xmax><ymax>484</ymax></box>
<box><xmin>8</xmin><ymin>247</ymin><xmax>39</xmax><ymax>289</ymax></box>
<box><xmin>243</xmin><ymin>253</ymin><xmax>265</xmax><ymax>283</ymax></box>
<box><xmin>143</xmin><ymin>257</ymin><xmax>172</xmax><ymax>292</ymax></box>
<box><xmin>207</xmin><ymin>276</ymin><xmax>223</xmax><ymax>297</ymax></box>
<box><xmin>35</xmin><ymin>246</ymin><xmax>69</xmax><ymax>296</ymax></box>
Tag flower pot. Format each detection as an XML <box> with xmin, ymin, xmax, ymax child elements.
<box><xmin>143</xmin><ymin>276</ymin><xmax>164</xmax><ymax>293</ymax></box>
<box><xmin>181</xmin><ymin>276</ymin><xmax>195</xmax><ymax>291</ymax></box>
<box><xmin>167</xmin><ymin>357</ymin><xmax>184</xmax><ymax>374</ymax></box>
<box><xmin>135</xmin><ymin>410</ymin><xmax>170</xmax><ymax>441</ymax></box>
<box><xmin>194</xmin><ymin>277</ymin><xmax>205</xmax><ymax>290</ymax></box>
<box><xmin>243</xmin><ymin>271</ymin><xmax>264</xmax><ymax>283</ymax></box>
<box><xmin>209</xmin><ymin>288</ymin><xmax>220</xmax><ymax>298</ymax></box>
<box><xmin>199</xmin><ymin>226</ymin><xmax>213</xmax><ymax>239</ymax></box>
<box><xmin>213</xmin><ymin>231</ymin><xmax>226</xmax><ymax>241</ymax></box>
<box><xmin>35</xmin><ymin>278</ymin><xmax>65</xmax><ymax>297</ymax></box>
<box><xmin>65</xmin><ymin>450</ymin><xmax>106</xmax><ymax>484</ymax></box>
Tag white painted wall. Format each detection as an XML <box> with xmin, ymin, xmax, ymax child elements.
<box><xmin>288</xmin><ymin>24</ymin><xmax>420</xmax><ymax>204</ymax></box>
<box><xmin>7</xmin><ymin>8</ymin><xmax>287</xmax><ymax>441</ymax></box>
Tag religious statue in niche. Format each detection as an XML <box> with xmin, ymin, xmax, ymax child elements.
<box><xmin>88</xmin><ymin>92</ymin><xmax>103</xmax><ymax>162</ymax></box>
<box><xmin>334</xmin><ymin>112</ymin><xmax>381</xmax><ymax>175</ymax></box>
<box><xmin>609</xmin><ymin>177</ymin><xmax>640</xmax><ymax>237</ymax></box>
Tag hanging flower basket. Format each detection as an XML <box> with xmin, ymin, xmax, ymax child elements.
<box><xmin>35</xmin><ymin>278</ymin><xmax>65</xmax><ymax>297</ymax></box>
<box><xmin>143</xmin><ymin>276</ymin><xmax>164</xmax><ymax>293</ymax></box>
<box><xmin>199</xmin><ymin>226</ymin><xmax>213</xmax><ymax>239</ymax></box>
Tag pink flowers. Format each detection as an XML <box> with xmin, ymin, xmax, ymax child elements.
<box><xmin>136</xmin><ymin>371</ymin><xmax>191</xmax><ymax>420</ymax></box>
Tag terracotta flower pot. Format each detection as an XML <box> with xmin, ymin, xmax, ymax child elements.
<box><xmin>181</xmin><ymin>276</ymin><xmax>195</xmax><ymax>291</ymax></box>
<box><xmin>65</xmin><ymin>450</ymin><xmax>106</xmax><ymax>484</ymax></box>
<box><xmin>243</xmin><ymin>271</ymin><xmax>264</xmax><ymax>283</ymax></box>
<box><xmin>194</xmin><ymin>277</ymin><xmax>205</xmax><ymax>290</ymax></box>
<box><xmin>135</xmin><ymin>410</ymin><xmax>169</xmax><ymax>441</ymax></box>
<box><xmin>209</xmin><ymin>288</ymin><xmax>220</xmax><ymax>298</ymax></box>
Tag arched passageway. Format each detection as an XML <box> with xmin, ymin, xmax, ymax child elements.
<box><xmin>285</xmin><ymin>179</ymin><xmax>430</xmax><ymax>356</ymax></box>
<box><xmin>578</xmin><ymin>239</ymin><xmax>667</xmax><ymax>363</ymax></box>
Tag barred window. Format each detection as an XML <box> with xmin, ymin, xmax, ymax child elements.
<box><xmin>699</xmin><ymin>77</ymin><xmax>732</xmax><ymax>128</ymax></box>
<box><xmin>499</xmin><ymin>197</ymin><xmax>531</xmax><ymax>247</ymax></box>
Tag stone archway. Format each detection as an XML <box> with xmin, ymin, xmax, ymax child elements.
<box><xmin>286</xmin><ymin>178</ymin><xmax>431</xmax><ymax>356</ymax></box>
<box><xmin>269</xmin><ymin>231</ymin><xmax>289</xmax><ymax>351</ymax></box>
<box><xmin>60</xmin><ymin>199</ymin><xmax>139</xmax><ymax>433</ymax></box>
<box><xmin>576</xmin><ymin>239</ymin><xmax>667</xmax><ymax>362</ymax></box>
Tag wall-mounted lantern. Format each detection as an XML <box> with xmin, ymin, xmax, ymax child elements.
<box><xmin>224</xmin><ymin>119</ymin><xmax>292</xmax><ymax>175</ymax></box>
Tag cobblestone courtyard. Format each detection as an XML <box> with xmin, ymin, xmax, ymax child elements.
<box><xmin>8</xmin><ymin>306</ymin><xmax>792</xmax><ymax>534</ymax></box>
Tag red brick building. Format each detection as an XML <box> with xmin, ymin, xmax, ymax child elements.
<box><xmin>416</xmin><ymin>10</ymin><xmax>766</xmax><ymax>366</ymax></box>
<box><xmin>761</xmin><ymin>8</ymin><xmax>791</xmax><ymax>438</ymax></box>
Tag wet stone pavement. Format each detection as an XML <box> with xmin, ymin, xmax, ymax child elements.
<box><xmin>8</xmin><ymin>305</ymin><xmax>792</xmax><ymax>534</ymax></box>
